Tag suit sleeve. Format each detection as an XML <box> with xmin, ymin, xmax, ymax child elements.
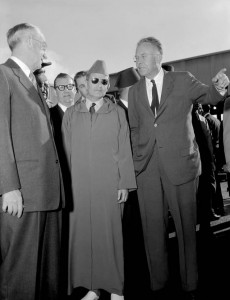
<box><xmin>223</xmin><ymin>97</ymin><xmax>230</xmax><ymax>164</ymax></box>
<box><xmin>128</xmin><ymin>86</ymin><xmax>139</xmax><ymax>159</ymax></box>
<box><xmin>0</xmin><ymin>67</ymin><xmax>21</xmax><ymax>196</ymax></box>
<box><xmin>184</xmin><ymin>72</ymin><xmax>225</xmax><ymax>105</ymax></box>
<box><xmin>117</xmin><ymin>106</ymin><xmax>136</xmax><ymax>190</ymax></box>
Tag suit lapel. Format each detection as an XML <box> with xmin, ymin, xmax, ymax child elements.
<box><xmin>157</xmin><ymin>71</ymin><xmax>174</xmax><ymax>117</ymax></box>
<box><xmin>139</xmin><ymin>77</ymin><xmax>152</xmax><ymax>112</ymax></box>
<box><xmin>7</xmin><ymin>59</ymin><xmax>44</xmax><ymax>108</ymax></box>
<box><xmin>7</xmin><ymin>59</ymin><xmax>51</xmax><ymax>114</ymax></box>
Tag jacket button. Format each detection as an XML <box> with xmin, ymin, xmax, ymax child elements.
<box><xmin>154</xmin><ymin>123</ymin><xmax>158</xmax><ymax>127</ymax></box>
<box><xmin>56</xmin><ymin>159</ymin><xmax>59</xmax><ymax>163</ymax></box>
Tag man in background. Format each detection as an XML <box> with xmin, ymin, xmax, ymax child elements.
<box><xmin>34</xmin><ymin>61</ymin><xmax>56</xmax><ymax>107</ymax></box>
<box><xmin>50</xmin><ymin>72</ymin><xmax>75</xmax><ymax>196</ymax></box>
<box><xmin>74</xmin><ymin>70</ymin><xmax>88</xmax><ymax>101</ymax></box>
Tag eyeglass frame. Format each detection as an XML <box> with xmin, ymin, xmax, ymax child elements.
<box><xmin>91</xmin><ymin>78</ymin><xmax>109</xmax><ymax>86</ymax></box>
<box><xmin>55</xmin><ymin>84</ymin><xmax>75</xmax><ymax>91</ymax></box>
<box><xmin>31</xmin><ymin>37</ymin><xmax>47</xmax><ymax>50</ymax></box>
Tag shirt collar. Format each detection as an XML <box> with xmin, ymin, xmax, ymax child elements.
<box><xmin>145</xmin><ymin>67</ymin><xmax>164</xmax><ymax>85</ymax></box>
<box><xmin>10</xmin><ymin>56</ymin><xmax>31</xmax><ymax>77</ymax></box>
<box><xmin>85</xmin><ymin>98</ymin><xmax>104</xmax><ymax>111</ymax></box>
<box><xmin>120</xmin><ymin>98</ymin><xmax>128</xmax><ymax>108</ymax></box>
<box><xmin>58</xmin><ymin>103</ymin><xmax>68</xmax><ymax>112</ymax></box>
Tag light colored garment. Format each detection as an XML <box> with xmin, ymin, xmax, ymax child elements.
<box><xmin>62</xmin><ymin>98</ymin><xmax>136</xmax><ymax>295</ymax></box>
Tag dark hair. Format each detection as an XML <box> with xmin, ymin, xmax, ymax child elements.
<box><xmin>74</xmin><ymin>71</ymin><xmax>87</xmax><ymax>86</ymax></box>
<box><xmin>54</xmin><ymin>73</ymin><xmax>74</xmax><ymax>87</ymax></box>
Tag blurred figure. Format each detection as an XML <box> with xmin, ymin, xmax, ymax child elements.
<box><xmin>128</xmin><ymin>36</ymin><xmax>229</xmax><ymax>299</ymax></box>
<box><xmin>223</xmin><ymin>97</ymin><xmax>230</xmax><ymax>200</ymax></box>
<box><xmin>62</xmin><ymin>60</ymin><xmax>136</xmax><ymax>300</ymax></box>
<box><xmin>192</xmin><ymin>104</ymin><xmax>219</xmax><ymax>233</ymax></box>
<box><xmin>34</xmin><ymin>61</ymin><xmax>56</xmax><ymax>107</ymax></box>
<box><xmin>0</xmin><ymin>23</ymin><xmax>64</xmax><ymax>300</ymax></box>
<box><xmin>50</xmin><ymin>72</ymin><xmax>75</xmax><ymax>181</ymax></box>
<box><xmin>74</xmin><ymin>70</ymin><xmax>88</xmax><ymax>101</ymax></box>
<box><xmin>50</xmin><ymin>73</ymin><xmax>76</xmax><ymax>296</ymax></box>
<box><xmin>202</xmin><ymin>105</ymin><xmax>224</xmax><ymax>215</ymax></box>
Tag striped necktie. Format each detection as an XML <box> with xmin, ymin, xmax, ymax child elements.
<box><xmin>29</xmin><ymin>72</ymin><xmax>38</xmax><ymax>91</ymax></box>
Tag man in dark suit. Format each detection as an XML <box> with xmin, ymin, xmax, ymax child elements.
<box><xmin>50</xmin><ymin>73</ymin><xmax>75</xmax><ymax>207</ymax></box>
<box><xmin>202</xmin><ymin>105</ymin><xmax>224</xmax><ymax>215</ymax></box>
<box><xmin>0</xmin><ymin>23</ymin><xmax>64</xmax><ymax>300</ymax></box>
<box><xmin>34</xmin><ymin>61</ymin><xmax>56</xmax><ymax>108</ymax></box>
<box><xmin>128</xmin><ymin>36</ymin><xmax>229</xmax><ymax>299</ymax></box>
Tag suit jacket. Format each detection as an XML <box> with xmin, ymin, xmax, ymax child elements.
<box><xmin>0</xmin><ymin>59</ymin><xmax>64</xmax><ymax>212</ymax></box>
<box><xmin>128</xmin><ymin>70</ymin><xmax>224</xmax><ymax>185</ymax></box>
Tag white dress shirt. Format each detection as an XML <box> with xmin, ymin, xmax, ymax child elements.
<box><xmin>10</xmin><ymin>56</ymin><xmax>31</xmax><ymax>78</ymax></box>
<box><xmin>145</xmin><ymin>67</ymin><xmax>164</xmax><ymax>106</ymax></box>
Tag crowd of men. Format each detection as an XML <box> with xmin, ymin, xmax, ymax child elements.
<box><xmin>0</xmin><ymin>22</ymin><xmax>230</xmax><ymax>300</ymax></box>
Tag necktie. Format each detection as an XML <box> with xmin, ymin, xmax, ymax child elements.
<box><xmin>89</xmin><ymin>102</ymin><xmax>96</xmax><ymax>114</ymax></box>
<box><xmin>150</xmin><ymin>79</ymin><xmax>159</xmax><ymax>116</ymax></box>
<box><xmin>89</xmin><ymin>102</ymin><xmax>96</xmax><ymax>120</ymax></box>
<box><xmin>29</xmin><ymin>72</ymin><xmax>38</xmax><ymax>91</ymax></box>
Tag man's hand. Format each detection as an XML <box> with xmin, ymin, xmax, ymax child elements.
<box><xmin>2</xmin><ymin>190</ymin><xmax>24</xmax><ymax>218</ymax></box>
<box><xmin>212</xmin><ymin>68</ymin><xmax>229</xmax><ymax>91</ymax></box>
<box><xmin>223</xmin><ymin>162</ymin><xmax>230</xmax><ymax>173</ymax></box>
<box><xmin>117</xmin><ymin>189</ymin><xmax>129</xmax><ymax>204</ymax></box>
<box><xmin>46</xmin><ymin>99</ymin><xmax>54</xmax><ymax>108</ymax></box>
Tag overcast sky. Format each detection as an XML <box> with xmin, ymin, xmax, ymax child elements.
<box><xmin>1</xmin><ymin>0</ymin><xmax>230</xmax><ymax>82</ymax></box>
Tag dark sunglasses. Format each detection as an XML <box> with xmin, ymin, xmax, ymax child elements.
<box><xmin>55</xmin><ymin>84</ymin><xmax>75</xmax><ymax>91</ymax></box>
<box><xmin>91</xmin><ymin>78</ymin><xmax>109</xmax><ymax>86</ymax></box>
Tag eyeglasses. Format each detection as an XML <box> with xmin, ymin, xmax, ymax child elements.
<box><xmin>133</xmin><ymin>53</ymin><xmax>157</xmax><ymax>63</ymax></box>
<box><xmin>55</xmin><ymin>84</ymin><xmax>75</xmax><ymax>91</ymax></box>
<box><xmin>32</xmin><ymin>37</ymin><xmax>47</xmax><ymax>50</ymax></box>
<box><xmin>91</xmin><ymin>78</ymin><xmax>109</xmax><ymax>86</ymax></box>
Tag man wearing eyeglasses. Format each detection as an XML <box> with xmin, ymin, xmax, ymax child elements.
<box><xmin>0</xmin><ymin>23</ymin><xmax>65</xmax><ymax>300</ymax></box>
<box><xmin>51</xmin><ymin>73</ymin><xmax>75</xmax><ymax>168</ymax></box>
<box><xmin>128</xmin><ymin>36</ymin><xmax>229</xmax><ymax>300</ymax></box>
<box><xmin>50</xmin><ymin>72</ymin><xmax>75</xmax><ymax>205</ymax></box>
<box><xmin>62</xmin><ymin>60</ymin><xmax>136</xmax><ymax>300</ymax></box>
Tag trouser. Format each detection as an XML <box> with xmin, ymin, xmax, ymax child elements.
<box><xmin>0</xmin><ymin>210</ymin><xmax>62</xmax><ymax>300</ymax></box>
<box><xmin>136</xmin><ymin>147</ymin><xmax>198</xmax><ymax>292</ymax></box>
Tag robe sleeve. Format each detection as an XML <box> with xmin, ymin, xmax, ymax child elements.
<box><xmin>116</xmin><ymin>106</ymin><xmax>137</xmax><ymax>191</ymax></box>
